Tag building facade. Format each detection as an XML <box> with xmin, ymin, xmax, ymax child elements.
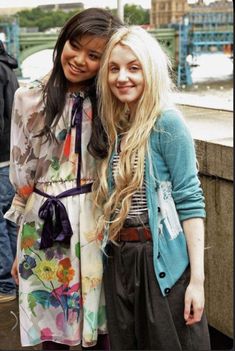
<box><xmin>151</xmin><ymin>0</ymin><xmax>189</xmax><ymax>28</ymax></box>
<box><xmin>188</xmin><ymin>0</ymin><xmax>233</xmax><ymax>28</ymax></box>
<box><xmin>150</xmin><ymin>0</ymin><xmax>233</xmax><ymax>28</ymax></box>
<box><xmin>38</xmin><ymin>2</ymin><xmax>84</xmax><ymax>12</ymax></box>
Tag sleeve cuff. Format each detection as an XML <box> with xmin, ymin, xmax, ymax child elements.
<box><xmin>179</xmin><ymin>209</ymin><xmax>206</xmax><ymax>222</ymax></box>
<box><xmin>4</xmin><ymin>206</ymin><xmax>24</xmax><ymax>226</ymax></box>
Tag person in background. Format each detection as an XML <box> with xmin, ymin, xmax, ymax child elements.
<box><xmin>93</xmin><ymin>26</ymin><xmax>211</xmax><ymax>350</ymax></box>
<box><xmin>5</xmin><ymin>8</ymin><xmax>122</xmax><ymax>350</ymax></box>
<box><xmin>0</xmin><ymin>40</ymin><xmax>19</xmax><ymax>303</ymax></box>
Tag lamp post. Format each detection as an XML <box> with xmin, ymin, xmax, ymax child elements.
<box><xmin>117</xmin><ymin>0</ymin><xmax>124</xmax><ymax>22</ymax></box>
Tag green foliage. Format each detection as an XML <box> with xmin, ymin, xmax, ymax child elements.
<box><xmin>124</xmin><ymin>4</ymin><xmax>150</xmax><ymax>25</ymax></box>
<box><xmin>16</xmin><ymin>7</ymin><xmax>80</xmax><ymax>31</ymax></box>
<box><xmin>0</xmin><ymin>4</ymin><xmax>150</xmax><ymax>32</ymax></box>
<box><xmin>13</xmin><ymin>5</ymin><xmax>149</xmax><ymax>30</ymax></box>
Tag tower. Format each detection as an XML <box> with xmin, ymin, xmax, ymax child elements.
<box><xmin>151</xmin><ymin>0</ymin><xmax>189</xmax><ymax>28</ymax></box>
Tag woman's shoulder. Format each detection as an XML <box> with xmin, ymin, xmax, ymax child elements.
<box><xmin>13</xmin><ymin>80</ymin><xmax>46</xmax><ymax>134</ymax></box>
<box><xmin>157</xmin><ymin>108</ymin><xmax>186</xmax><ymax>130</ymax></box>
<box><xmin>15</xmin><ymin>79</ymin><xmax>44</xmax><ymax>99</ymax></box>
<box><xmin>151</xmin><ymin>107</ymin><xmax>191</xmax><ymax>145</ymax></box>
<box><xmin>14</xmin><ymin>79</ymin><xmax>45</xmax><ymax>115</ymax></box>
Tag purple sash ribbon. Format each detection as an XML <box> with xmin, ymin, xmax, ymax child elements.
<box><xmin>71</xmin><ymin>95</ymin><xmax>83</xmax><ymax>156</ymax></box>
<box><xmin>34</xmin><ymin>183</ymin><xmax>93</xmax><ymax>250</ymax></box>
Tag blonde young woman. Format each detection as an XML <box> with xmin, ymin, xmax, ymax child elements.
<box><xmin>93</xmin><ymin>26</ymin><xmax>211</xmax><ymax>350</ymax></box>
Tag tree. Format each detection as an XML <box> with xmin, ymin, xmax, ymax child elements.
<box><xmin>124</xmin><ymin>5</ymin><xmax>149</xmax><ymax>25</ymax></box>
<box><xmin>16</xmin><ymin>7</ymin><xmax>80</xmax><ymax>31</ymax></box>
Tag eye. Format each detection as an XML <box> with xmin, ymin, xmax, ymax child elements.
<box><xmin>129</xmin><ymin>65</ymin><xmax>141</xmax><ymax>72</ymax></box>
<box><xmin>89</xmin><ymin>53</ymin><xmax>100</xmax><ymax>61</ymax></box>
<box><xmin>109</xmin><ymin>66</ymin><xmax>119</xmax><ymax>73</ymax></box>
<box><xmin>70</xmin><ymin>41</ymin><xmax>79</xmax><ymax>50</ymax></box>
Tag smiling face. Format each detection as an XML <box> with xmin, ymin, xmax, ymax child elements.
<box><xmin>108</xmin><ymin>44</ymin><xmax>144</xmax><ymax>111</ymax></box>
<box><xmin>61</xmin><ymin>35</ymin><xmax>107</xmax><ymax>92</ymax></box>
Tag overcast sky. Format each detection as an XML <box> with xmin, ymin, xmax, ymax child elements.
<box><xmin>0</xmin><ymin>0</ymin><xmax>219</xmax><ymax>10</ymax></box>
<box><xmin>0</xmin><ymin>0</ymin><xmax>150</xmax><ymax>9</ymax></box>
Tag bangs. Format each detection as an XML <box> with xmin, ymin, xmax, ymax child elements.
<box><xmin>67</xmin><ymin>22</ymin><xmax>109</xmax><ymax>43</ymax></box>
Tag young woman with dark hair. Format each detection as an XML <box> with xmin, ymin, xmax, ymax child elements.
<box><xmin>5</xmin><ymin>8</ymin><xmax>122</xmax><ymax>350</ymax></box>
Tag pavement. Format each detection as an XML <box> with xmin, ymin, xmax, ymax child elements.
<box><xmin>177</xmin><ymin>104</ymin><xmax>233</xmax><ymax>147</ymax></box>
<box><xmin>0</xmin><ymin>297</ymin><xmax>233</xmax><ymax>350</ymax></box>
<box><xmin>0</xmin><ymin>296</ymin><xmax>41</xmax><ymax>350</ymax></box>
<box><xmin>174</xmin><ymin>79</ymin><xmax>233</xmax><ymax>112</ymax></box>
<box><xmin>0</xmin><ymin>297</ymin><xmax>81</xmax><ymax>350</ymax></box>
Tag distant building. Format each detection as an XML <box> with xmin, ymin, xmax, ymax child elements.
<box><xmin>150</xmin><ymin>0</ymin><xmax>233</xmax><ymax>28</ymax></box>
<box><xmin>188</xmin><ymin>0</ymin><xmax>233</xmax><ymax>28</ymax></box>
<box><xmin>188</xmin><ymin>0</ymin><xmax>233</xmax><ymax>14</ymax></box>
<box><xmin>151</xmin><ymin>0</ymin><xmax>189</xmax><ymax>28</ymax></box>
<box><xmin>38</xmin><ymin>2</ymin><xmax>84</xmax><ymax>13</ymax></box>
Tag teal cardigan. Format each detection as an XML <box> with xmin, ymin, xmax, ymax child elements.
<box><xmin>103</xmin><ymin>108</ymin><xmax>206</xmax><ymax>296</ymax></box>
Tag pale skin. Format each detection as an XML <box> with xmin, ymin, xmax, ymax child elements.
<box><xmin>182</xmin><ymin>217</ymin><xmax>205</xmax><ymax>326</ymax></box>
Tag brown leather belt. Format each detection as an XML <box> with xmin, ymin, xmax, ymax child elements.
<box><xmin>118</xmin><ymin>226</ymin><xmax>152</xmax><ymax>242</ymax></box>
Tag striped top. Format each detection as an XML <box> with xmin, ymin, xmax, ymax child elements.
<box><xmin>112</xmin><ymin>153</ymin><xmax>148</xmax><ymax>218</ymax></box>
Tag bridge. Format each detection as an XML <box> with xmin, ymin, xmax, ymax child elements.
<box><xmin>19</xmin><ymin>32</ymin><xmax>56</xmax><ymax>62</ymax></box>
<box><xmin>176</xmin><ymin>11</ymin><xmax>233</xmax><ymax>86</ymax></box>
<box><xmin>18</xmin><ymin>28</ymin><xmax>178</xmax><ymax>63</ymax></box>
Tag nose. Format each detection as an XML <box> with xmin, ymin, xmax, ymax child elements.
<box><xmin>117</xmin><ymin>68</ymin><xmax>128</xmax><ymax>82</ymax></box>
<box><xmin>74</xmin><ymin>52</ymin><xmax>86</xmax><ymax>66</ymax></box>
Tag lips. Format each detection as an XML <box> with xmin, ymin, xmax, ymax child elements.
<box><xmin>117</xmin><ymin>85</ymin><xmax>134</xmax><ymax>93</ymax></box>
<box><xmin>68</xmin><ymin>62</ymin><xmax>85</xmax><ymax>74</ymax></box>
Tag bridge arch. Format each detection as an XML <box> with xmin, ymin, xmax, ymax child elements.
<box><xmin>19</xmin><ymin>32</ymin><xmax>57</xmax><ymax>63</ymax></box>
<box><xmin>20</xmin><ymin>42</ymin><xmax>55</xmax><ymax>63</ymax></box>
<box><xmin>20</xmin><ymin>43</ymin><xmax>55</xmax><ymax>63</ymax></box>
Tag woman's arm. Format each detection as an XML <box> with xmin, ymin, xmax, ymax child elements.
<box><xmin>11</xmin><ymin>226</ymin><xmax>20</xmax><ymax>285</ymax></box>
<box><xmin>183</xmin><ymin>217</ymin><xmax>205</xmax><ymax>325</ymax></box>
<box><xmin>156</xmin><ymin>111</ymin><xmax>207</xmax><ymax>325</ymax></box>
<box><xmin>11</xmin><ymin>255</ymin><xmax>19</xmax><ymax>285</ymax></box>
<box><xmin>4</xmin><ymin>86</ymin><xmax>44</xmax><ymax>225</ymax></box>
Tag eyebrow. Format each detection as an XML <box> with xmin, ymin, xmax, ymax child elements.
<box><xmin>109</xmin><ymin>59</ymin><xmax>139</xmax><ymax>65</ymax></box>
<box><xmin>71</xmin><ymin>40</ymin><xmax>102</xmax><ymax>55</ymax></box>
<box><xmin>89</xmin><ymin>49</ymin><xmax>102</xmax><ymax>55</ymax></box>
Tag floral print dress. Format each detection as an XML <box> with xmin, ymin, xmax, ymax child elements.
<box><xmin>5</xmin><ymin>80</ymin><xmax>106</xmax><ymax>347</ymax></box>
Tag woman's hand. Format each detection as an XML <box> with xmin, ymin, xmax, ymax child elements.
<box><xmin>11</xmin><ymin>257</ymin><xmax>19</xmax><ymax>285</ymax></box>
<box><xmin>184</xmin><ymin>280</ymin><xmax>205</xmax><ymax>325</ymax></box>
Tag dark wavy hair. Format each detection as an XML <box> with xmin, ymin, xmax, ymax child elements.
<box><xmin>40</xmin><ymin>8</ymin><xmax>123</xmax><ymax>158</ymax></box>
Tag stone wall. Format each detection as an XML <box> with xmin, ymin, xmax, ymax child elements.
<box><xmin>196</xmin><ymin>140</ymin><xmax>233</xmax><ymax>338</ymax></box>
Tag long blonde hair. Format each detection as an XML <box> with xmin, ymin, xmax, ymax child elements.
<box><xmin>93</xmin><ymin>26</ymin><xmax>175</xmax><ymax>240</ymax></box>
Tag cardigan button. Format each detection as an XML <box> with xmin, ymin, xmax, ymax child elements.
<box><xmin>164</xmin><ymin>288</ymin><xmax>171</xmax><ymax>295</ymax></box>
<box><xmin>157</xmin><ymin>252</ymin><xmax>161</xmax><ymax>259</ymax></box>
<box><xmin>158</xmin><ymin>207</ymin><xmax>160</xmax><ymax>212</ymax></box>
<box><xmin>159</xmin><ymin>272</ymin><xmax>165</xmax><ymax>278</ymax></box>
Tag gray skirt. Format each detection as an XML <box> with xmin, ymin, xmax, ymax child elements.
<box><xmin>103</xmin><ymin>240</ymin><xmax>211</xmax><ymax>350</ymax></box>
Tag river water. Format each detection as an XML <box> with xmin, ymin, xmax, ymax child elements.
<box><xmin>20</xmin><ymin>50</ymin><xmax>233</xmax><ymax>111</ymax></box>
